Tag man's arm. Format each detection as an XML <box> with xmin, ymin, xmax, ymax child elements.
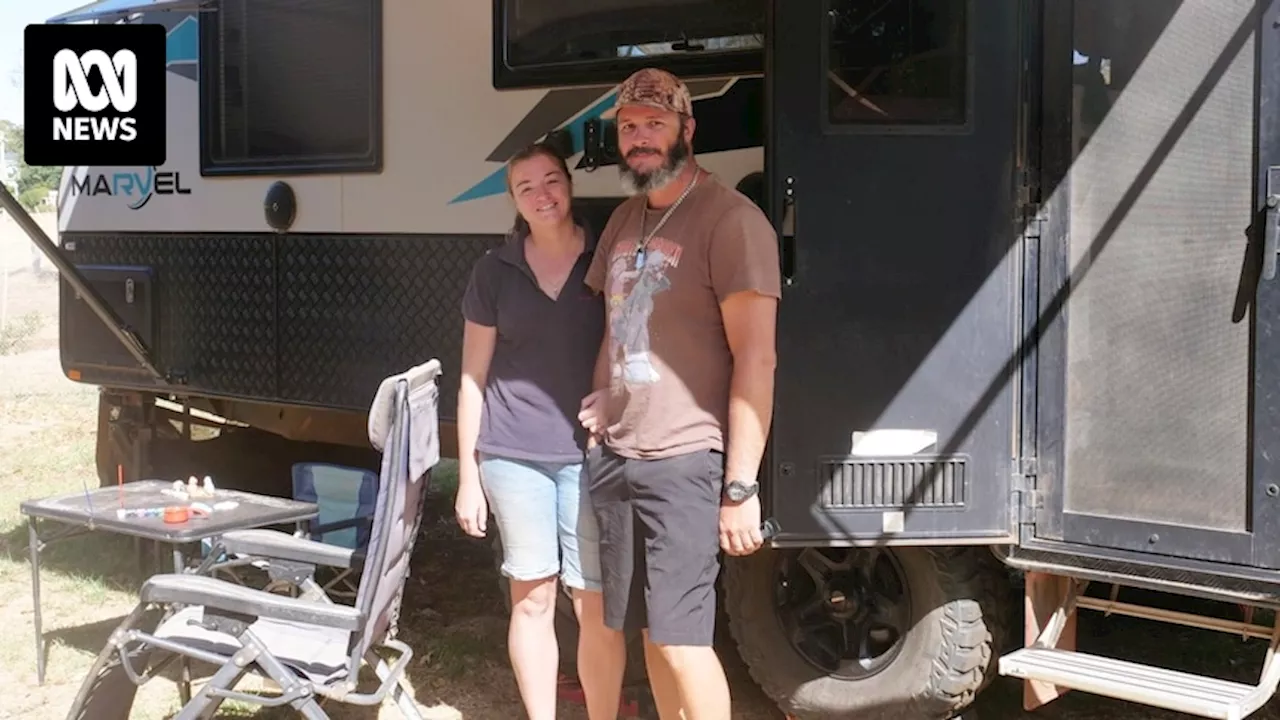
<box><xmin>709</xmin><ymin>203</ymin><xmax>783</xmax><ymax>488</ymax></box>
<box><xmin>721</xmin><ymin>291</ymin><xmax>778</xmax><ymax>486</ymax></box>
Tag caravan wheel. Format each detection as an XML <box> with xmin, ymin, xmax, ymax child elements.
<box><xmin>723</xmin><ymin>545</ymin><xmax>1008</xmax><ymax>720</ymax></box>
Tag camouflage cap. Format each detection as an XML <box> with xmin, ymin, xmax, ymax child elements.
<box><xmin>614</xmin><ymin>67</ymin><xmax>693</xmax><ymax>117</ymax></box>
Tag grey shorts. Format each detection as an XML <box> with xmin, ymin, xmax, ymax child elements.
<box><xmin>584</xmin><ymin>444</ymin><xmax>724</xmax><ymax>647</ymax></box>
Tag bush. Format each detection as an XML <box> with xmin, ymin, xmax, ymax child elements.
<box><xmin>0</xmin><ymin>311</ymin><xmax>44</xmax><ymax>355</ymax></box>
<box><xmin>18</xmin><ymin>186</ymin><xmax>46</xmax><ymax>211</ymax></box>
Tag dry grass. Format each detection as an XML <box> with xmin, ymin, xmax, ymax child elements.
<box><xmin>1</xmin><ymin>210</ymin><xmax>1279</xmax><ymax>719</ymax></box>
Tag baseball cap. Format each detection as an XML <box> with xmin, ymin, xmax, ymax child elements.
<box><xmin>614</xmin><ymin>67</ymin><xmax>693</xmax><ymax>117</ymax></box>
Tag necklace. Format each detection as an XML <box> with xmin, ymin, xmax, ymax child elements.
<box><xmin>635</xmin><ymin>171</ymin><xmax>700</xmax><ymax>269</ymax></box>
<box><xmin>528</xmin><ymin>225</ymin><xmax>582</xmax><ymax>299</ymax></box>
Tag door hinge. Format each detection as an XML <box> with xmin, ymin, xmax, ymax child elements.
<box><xmin>1013</xmin><ymin>457</ymin><xmax>1040</xmax><ymax>526</ymax></box>
<box><xmin>1014</xmin><ymin>488</ymin><xmax>1041</xmax><ymax>526</ymax></box>
<box><xmin>1022</xmin><ymin>202</ymin><xmax>1047</xmax><ymax>240</ymax></box>
<box><xmin>1018</xmin><ymin>456</ymin><xmax>1039</xmax><ymax>476</ymax></box>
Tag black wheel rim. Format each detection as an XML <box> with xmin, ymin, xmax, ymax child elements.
<box><xmin>773</xmin><ymin>547</ymin><xmax>911</xmax><ymax>680</ymax></box>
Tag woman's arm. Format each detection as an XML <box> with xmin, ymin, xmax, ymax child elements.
<box><xmin>455</xmin><ymin>318</ymin><xmax>497</xmax><ymax>537</ymax></box>
<box><xmin>457</xmin><ymin>320</ymin><xmax>497</xmax><ymax>467</ymax></box>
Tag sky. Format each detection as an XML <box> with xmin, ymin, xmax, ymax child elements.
<box><xmin>0</xmin><ymin>0</ymin><xmax>90</xmax><ymax>125</ymax></box>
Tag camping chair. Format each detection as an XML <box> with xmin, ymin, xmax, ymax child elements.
<box><xmin>195</xmin><ymin>463</ymin><xmax>378</xmax><ymax>595</ymax></box>
<box><xmin>291</xmin><ymin>462</ymin><xmax>380</xmax><ymax>597</ymax></box>
<box><xmin>62</xmin><ymin>359</ymin><xmax>442</xmax><ymax>720</ymax></box>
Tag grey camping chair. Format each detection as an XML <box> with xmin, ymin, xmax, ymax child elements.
<box><xmin>62</xmin><ymin>360</ymin><xmax>443</xmax><ymax>720</ymax></box>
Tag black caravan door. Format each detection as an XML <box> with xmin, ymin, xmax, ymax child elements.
<box><xmin>769</xmin><ymin>0</ymin><xmax>1024</xmax><ymax>543</ymax></box>
<box><xmin>1033</xmin><ymin>0</ymin><xmax>1280</xmax><ymax>569</ymax></box>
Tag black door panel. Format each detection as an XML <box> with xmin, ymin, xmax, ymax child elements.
<box><xmin>768</xmin><ymin>0</ymin><xmax>1023</xmax><ymax>543</ymax></box>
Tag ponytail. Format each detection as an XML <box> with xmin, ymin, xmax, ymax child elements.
<box><xmin>510</xmin><ymin>213</ymin><xmax>530</xmax><ymax>240</ymax></box>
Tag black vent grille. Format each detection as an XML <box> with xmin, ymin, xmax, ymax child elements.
<box><xmin>817</xmin><ymin>456</ymin><xmax>967</xmax><ymax>509</ymax></box>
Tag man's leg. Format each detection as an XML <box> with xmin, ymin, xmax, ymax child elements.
<box><xmin>641</xmin><ymin>629</ymin><xmax>684</xmax><ymax>719</ymax></box>
<box><xmin>584</xmin><ymin>444</ymin><xmax>645</xmax><ymax>711</ymax></box>
<box><xmin>634</xmin><ymin>449</ymin><xmax>731</xmax><ymax>720</ymax></box>
<box><xmin>559</xmin><ymin>459</ymin><xmax>627</xmax><ymax>720</ymax></box>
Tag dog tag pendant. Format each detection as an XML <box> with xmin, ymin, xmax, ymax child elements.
<box><xmin>634</xmin><ymin>249</ymin><xmax>645</xmax><ymax>269</ymax></box>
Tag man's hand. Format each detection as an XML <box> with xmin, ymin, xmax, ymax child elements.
<box><xmin>578</xmin><ymin>388</ymin><xmax>617</xmax><ymax>439</ymax></box>
<box><xmin>720</xmin><ymin>492</ymin><xmax>764</xmax><ymax>556</ymax></box>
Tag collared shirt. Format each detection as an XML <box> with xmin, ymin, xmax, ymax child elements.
<box><xmin>461</xmin><ymin>220</ymin><xmax>604</xmax><ymax>463</ymax></box>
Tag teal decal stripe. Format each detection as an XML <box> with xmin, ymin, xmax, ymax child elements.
<box><xmin>449</xmin><ymin>90</ymin><xmax>619</xmax><ymax>205</ymax></box>
<box><xmin>166</xmin><ymin>15</ymin><xmax>197</xmax><ymax>66</ymax></box>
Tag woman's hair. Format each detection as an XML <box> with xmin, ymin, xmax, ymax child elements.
<box><xmin>505</xmin><ymin>141</ymin><xmax>573</xmax><ymax>239</ymax></box>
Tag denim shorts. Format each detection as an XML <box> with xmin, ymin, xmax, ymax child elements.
<box><xmin>479</xmin><ymin>452</ymin><xmax>602</xmax><ymax>592</ymax></box>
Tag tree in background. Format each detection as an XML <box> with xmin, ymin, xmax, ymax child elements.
<box><xmin>2</xmin><ymin>57</ymin><xmax>63</xmax><ymax>212</ymax></box>
<box><xmin>0</xmin><ymin>120</ymin><xmax>62</xmax><ymax>212</ymax></box>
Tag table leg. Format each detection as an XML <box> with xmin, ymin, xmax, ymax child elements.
<box><xmin>28</xmin><ymin>518</ymin><xmax>44</xmax><ymax>685</ymax></box>
<box><xmin>172</xmin><ymin>545</ymin><xmax>185</xmax><ymax>574</ymax></box>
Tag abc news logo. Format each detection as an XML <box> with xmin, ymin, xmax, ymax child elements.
<box><xmin>24</xmin><ymin>23</ymin><xmax>165</xmax><ymax>167</ymax></box>
<box><xmin>53</xmin><ymin>49</ymin><xmax>140</xmax><ymax>143</ymax></box>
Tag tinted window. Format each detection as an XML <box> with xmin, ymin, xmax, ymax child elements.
<box><xmin>201</xmin><ymin>0</ymin><xmax>381</xmax><ymax>175</ymax></box>
<box><xmin>497</xmin><ymin>0</ymin><xmax>764</xmax><ymax>87</ymax></box>
<box><xmin>825</xmin><ymin>0</ymin><xmax>969</xmax><ymax>126</ymax></box>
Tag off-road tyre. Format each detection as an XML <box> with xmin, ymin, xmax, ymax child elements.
<box><xmin>723</xmin><ymin>545</ymin><xmax>1009</xmax><ymax>720</ymax></box>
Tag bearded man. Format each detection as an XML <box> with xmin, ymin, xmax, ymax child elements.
<box><xmin>577</xmin><ymin>67</ymin><xmax>782</xmax><ymax>720</ymax></box>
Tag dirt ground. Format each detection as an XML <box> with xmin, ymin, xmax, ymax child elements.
<box><xmin>3</xmin><ymin>209</ymin><xmax>1280</xmax><ymax>719</ymax></box>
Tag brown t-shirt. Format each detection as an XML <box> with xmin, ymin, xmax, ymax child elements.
<box><xmin>584</xmin><ymin>173</ymin><xmax>781</xmax><ymax>460</ymax></box>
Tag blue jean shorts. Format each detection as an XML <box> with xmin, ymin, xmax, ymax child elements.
<box><xmin>479</xmin><ymin>452</ymin><xmax>602</xmax><ymax>592</ymax></box>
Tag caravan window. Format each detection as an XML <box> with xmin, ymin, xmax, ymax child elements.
<box><xmin>200</xmin><ymin>0</ymin><xmax>382</xmax><ymax>175</ymax></box>
<box><xmin>494</xmin><ymin>0</ymin><xmax>765</xmax><ymax>89</ymax></box>
<box><xmin>824</xmin><ymin>0</ymin><xmax>970</xmax><ymax>128</ymax></box>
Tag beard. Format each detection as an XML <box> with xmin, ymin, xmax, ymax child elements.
<box><xmin>619</xmin><ymin>128</ymin><xmax>690</xmax><ymax>196</ymax></box>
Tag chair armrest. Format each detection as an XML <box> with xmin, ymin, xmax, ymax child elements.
<box><xmin>219</xmin><ymin>529</ymin><xmax>357</xmax><ymax>569</ymax></box>
<box><xmin>141</xmin><ymin>574</ymin><xmax>364</xmax><ymax>631</ymax></box>
<box><xmin>311</xmin><ymin>515</ymin><xmax>372</xmax><ymax>536</ymax></box>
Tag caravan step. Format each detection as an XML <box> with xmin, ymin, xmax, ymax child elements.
<box><xmin>998</xmin><ymin>647</ymin><xmax>1270</xmax><ymax>720</ymax></box>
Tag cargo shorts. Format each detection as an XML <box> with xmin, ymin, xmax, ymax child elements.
<box><xmin>584</xmin><ymin>443</ymin><xmax>724</xmax><ymax>647</ymax></box>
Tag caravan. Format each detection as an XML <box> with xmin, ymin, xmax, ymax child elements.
<box><xmin>10</xmin><ymin>0</ymin><xmax>1280</xmax><ymax>717</ymax></box>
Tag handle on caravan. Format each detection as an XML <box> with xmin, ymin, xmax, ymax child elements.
<box><xmin>1264</xmin><ymin>166</ymin><xmax>1280</xmax><ymax>281</ymax></box>
<box><xmin>1266</xmin><ymin>194</ymin><xmax>1278</xmax><ymax>281</ymax></box>
<box><xmin>781</xmin><ymin>176</ymin><xmax>796</xmax><ymax>286</ymax></box>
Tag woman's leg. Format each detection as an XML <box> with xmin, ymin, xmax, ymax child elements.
<box><xmin>480</xmin><ymin>454</ymin><xmax>563</xmax><ymax>720</ymax></box>
<box><xmin>557</xmin><ymin>461</ymin><xmax>628</xmax><ymax>720</ymax></box>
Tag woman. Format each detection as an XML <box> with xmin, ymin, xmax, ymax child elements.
<box><xmin>454</xmin><ymin>142</ymin><xmax>625</xmax><ymax>720</ymax></box>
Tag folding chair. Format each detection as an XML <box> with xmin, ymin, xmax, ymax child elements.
<box><xmin>63</xmin><ymin>360</ymin><xmax>443</xmax><ymax>720</ymax></box>
<box><xmin>194</xmin><ymin>463</ymin><xmax>377</xmax><ymax>595</ymax></box>
<box><xmin>292</xmin><ymin>462</ymin><xmax>380</xmax><ymax>597</ymax></box>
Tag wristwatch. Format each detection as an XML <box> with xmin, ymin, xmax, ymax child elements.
<box><xmin>723</xmin><ymin>480</ymin><xmax>759</xmax><ymax>503</ymax></box>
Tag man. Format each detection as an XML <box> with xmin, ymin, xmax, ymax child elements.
<box><xmin>578</xmin><ymin>67</ymin><xmax>781</xmax><ymax>719</ymax></box>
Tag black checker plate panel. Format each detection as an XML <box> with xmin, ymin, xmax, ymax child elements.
<box><xmin>60</xmin><ymin>232</ymin><xmax>501</xmax><ymax>416</ymax></box>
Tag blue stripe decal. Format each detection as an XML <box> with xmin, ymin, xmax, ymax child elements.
<box><xmin>166</xmin><ymin>15</ymin><xmax>198</xmax><ymax>65</ymax></box>
<box><xmin>450</xmin><ymin>90</ymin><xmax>619</xmax><ymax>204</ymax></box>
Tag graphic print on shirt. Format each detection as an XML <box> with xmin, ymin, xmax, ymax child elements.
<box><xmin>606</xmin><ymin>236</ymin><xmax>685</xmax><ymax>386</ymax></box>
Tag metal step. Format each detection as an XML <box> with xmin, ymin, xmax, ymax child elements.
<box><xmin>998</xmin><ymin>647</ymin><xmax>1271</xmax><ymax>720</ymax></box>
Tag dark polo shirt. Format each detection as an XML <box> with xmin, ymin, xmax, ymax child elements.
<box><xmin>461</xmin><ymin>221</ymin><xmax>605</xmax><ymax>463</ymax></box>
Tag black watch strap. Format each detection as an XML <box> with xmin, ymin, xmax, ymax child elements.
<box><xmin>724</xmin><ymin>480</ymin><xmax>759</xmax><ymax>502</ymax></box>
